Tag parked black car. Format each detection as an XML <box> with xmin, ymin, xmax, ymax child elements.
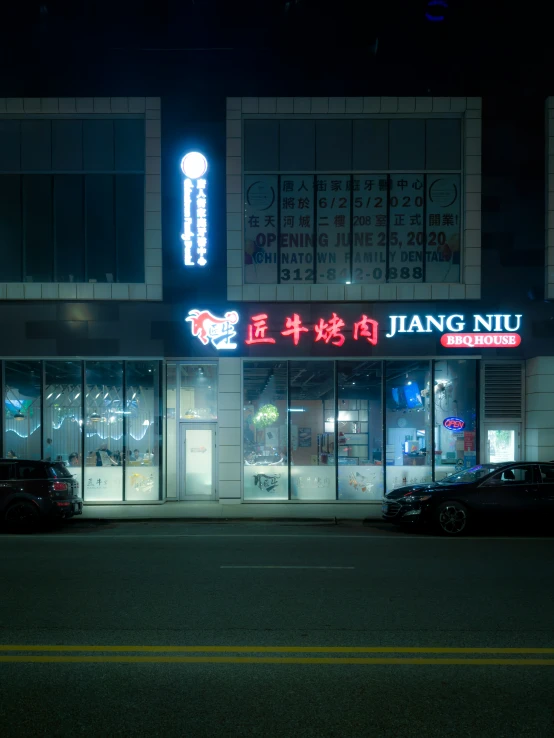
<box><xmin>0</xmin><ymin>459</ymin><xmax>82</xmax><ymax>530</ymax></box>
<box><xmin>382</xmin><ymin>462</ymin><xmax>554</xmax><ymax>535</ymax></box>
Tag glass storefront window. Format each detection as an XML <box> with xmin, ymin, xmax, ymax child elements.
<box><xmin>84</xmin><ymin>361</ymin><xmax>123</xmax><ymax>501</ymax></box>
<box><xmin>4</xmin><ymin>361</ymin><xmax>41</xmax><ymax>460</ymax></box>
<box><xmin>44</xmin><ymin>361</ymin><xmax>83</xmax><ymax>496</ymax></box>
<box><xmin>44</xmin><ymin>362</ymin><xmax>83</xmax><ymax>464</ymax></box>
<box><xmin>166</xmin><ymin>363</ymin><xmax>177</xmax><ymax>499</ymax></box>
<box><xmin>385</xmin><ymin>361</ymin><xmax>432</xmax><ymax>493</ymax></box>
<box><xmin>125</xmin><ymin>361</ymin><xmax>161</xmax><ymax>501</ymax></box>
<box><xmin>179</xmin><ymin>364</ymin><xmax>217</xmax><ymax>420</ymax></box>
<box><xmin>290</xmin><ymin>361</ymin><xmax>336</xmax><ymax>500</ymax></box>
<box><xmin>337</xmin><ymin>362</ymin><xmax>383</xmax><ymax>500</ymax></box>
<box><xmin>243</xmin><ymin>361</ymin><xmax>288</xmax><ymax>500</ymax></box>
<box><xmin>434</xmin><ymin>360</ymin><xmax>477</xmax><ymax>479</ymax></box>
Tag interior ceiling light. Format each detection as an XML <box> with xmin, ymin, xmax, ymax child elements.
<box><xmin>14</xmin><ymin>411</ymin><xmax>25</xmax><ymax>420</ymax></box>
<box><xmin>90</xmin><ymin>412</ymin><xmax>101</xmax><ymax>422</ymax></box>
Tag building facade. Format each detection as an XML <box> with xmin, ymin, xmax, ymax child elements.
<box><xmin>0</xmin><ymin>85</ymin><xmax>552</xmax><ymax>508</ymax></box>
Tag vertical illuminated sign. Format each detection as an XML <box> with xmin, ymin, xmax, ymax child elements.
<box><xmin>181</xmin><ymin>152</ymin><xmax>208</xmax><ymax>267</ymax></box>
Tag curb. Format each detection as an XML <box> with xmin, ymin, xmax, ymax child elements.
<box><xmin>68</xmin><ymin>516</ymin><xmax>383</xmax><ymax>525</ymax></box>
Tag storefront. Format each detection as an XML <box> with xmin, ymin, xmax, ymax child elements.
<box><xmin>1</xmin><ymin>360</ymin><xmax>163</xmax><ymax>503</ymax></box>
<box><xmin>0</xmin><ymin>304</ymin><xmax>527</xmax><ymax>505</ymax></box>
<box><xmin>161</xmin><ymin>301</ymin><xmax>525</xmax><ymax>504</ymax></box>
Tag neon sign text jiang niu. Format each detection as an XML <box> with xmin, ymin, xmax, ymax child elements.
<box><xmin>386</xmin><ymin>314</ymin><xmax>522</xmax><ymax>337</ymax></box>
<box><xmin>387</xmin><ymin>313</ymin><xmax>522</xmax><ymax>348</ymax></box>
<box><xmin>181</xmin><ymin>152</ymin><xmax>208</xmax><ymax>267</ymax></box>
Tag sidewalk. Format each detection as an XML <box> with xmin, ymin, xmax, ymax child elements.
<box><xmin>81</xmin><ymin>501</ymin><xmax>382</xmax><ymax>521</ymax></box>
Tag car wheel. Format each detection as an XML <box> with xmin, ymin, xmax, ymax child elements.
<box><xmin>3</xmin><ymin>501</ymin><xmax>41</xmax><ymax>532</ymax></box>
<box><xmin>435</xmin><ymin>501</ymin><xmax>469</xmax><ymax>536</ymax></box>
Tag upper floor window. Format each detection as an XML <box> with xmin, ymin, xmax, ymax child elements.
<box><xmin>0</xmin><ymin>117</ymin><xmax>145</xmax><ymax>284</ymax></box>
<box><xmin>244</xmin><ymin>118</ymin><xmax>462</xmax><ymax>286</ymax></box>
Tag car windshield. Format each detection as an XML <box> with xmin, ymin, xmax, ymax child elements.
<box><xmin>439</xmin><ymin>464</ymin><xmax>498</xmax><ymax>484</ymax></box>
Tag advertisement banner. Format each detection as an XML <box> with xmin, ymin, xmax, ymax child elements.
<box><xmin>352</xmin><ymin>175</ymin><xmax>388</xmax><ymax>283</ymax></box>
<box><xmin>244</xmin><ymin>175</ymin><xmax>279</xmax><ymax>283</ymax></box>
<box><xmin>315</xmin><ymin>175</ymin><xmax>351</xmax><ymax>284</ymax></box>
<box><xmin>279</xmin><ymin>175</ymin><xmax>315</xmax><ymax>284</ymax></box>
<box><xmin>388</xmin><ymin>175</ymin><xmax>425</xmax><ymax>283</ymax></box>
<box><xmin>425</xmin><ymin>174</ymin><xmax>461</xmax><ymax>283</ymax></box>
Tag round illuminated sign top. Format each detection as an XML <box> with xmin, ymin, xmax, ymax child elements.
<box><xmin>181</xmin><ymin>152</ymin><xmax>208</xmax><ymax>179</ymax></box>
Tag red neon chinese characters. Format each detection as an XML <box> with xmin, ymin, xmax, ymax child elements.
<box><xmin>281</xmin><ymin>313</ymin><xmax>309</xmax><ymax>346</ymax></box>
<box><xmin>245</xmin><ymin>313</ymin><xmax>276</xmax><ymax>345</ymax></box>
<box><xmin>353</xmin><ymin>315</ymin><xmax>379</xmax><ymax>346</ymax></box>
<box><xmin>314</xmin><ymin>313</ymin><xmax>346</xmax><ymax>347</ymax></box>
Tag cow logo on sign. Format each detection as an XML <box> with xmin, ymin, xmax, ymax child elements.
<box><xmin>186</xmin><ymin>309</ymin><xmax>239</xmax><ymax>350</ymax></box>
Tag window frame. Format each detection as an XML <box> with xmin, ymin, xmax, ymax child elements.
<box><xmin>0</xmin><ymin>97</ymin><xmax>162</xmax><ymax>301</ymax></box>
<box><xmin>226</xmin><ymin>96</ymin><xmax>482</xmax><ymax>302</ymax></box>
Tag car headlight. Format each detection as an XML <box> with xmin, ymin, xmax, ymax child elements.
<box><xmin>403</xmin><ymin>494</ymin><xmax>432</xmax><ymax>503</ymax></box>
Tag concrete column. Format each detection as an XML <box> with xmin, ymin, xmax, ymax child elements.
<box><xmin>217</xmin><ymin>358</ymin><xmax>242</xmax><ymax>502</ymax></box>
<box><xmin>525</xmin><ymin>357</ymin><xmax>554</xmax><ymax>461</ymax></box>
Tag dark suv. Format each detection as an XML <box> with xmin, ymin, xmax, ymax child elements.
<box><xmin>0</xmin><ymin>459</ymin><xmax>82</xmax><ymax>529</ymax></box>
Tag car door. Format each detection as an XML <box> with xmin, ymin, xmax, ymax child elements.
<box><xmin>477</xmin><ymin>464</ymin><xmax>540</xmax><ymax>518</ymax></box>
<box><xmin>16</xmin><ymin>461</ymin><xmax>48</xmax><ymax>500</ymax></box>
<box><xmin>537</xmin><ymin>464</ymin><xmax>554</xmax><ymax>516</ymax></box>
<box><xmin>0</xmin><ymin>462</ymin><xmax>15</xmax><ymax>512</ymax></box>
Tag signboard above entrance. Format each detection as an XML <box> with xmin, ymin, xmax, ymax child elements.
<box><xmin>185</xmin><ymin>308</ymin><xmax>523</xmax><ymax>354</ymax></box>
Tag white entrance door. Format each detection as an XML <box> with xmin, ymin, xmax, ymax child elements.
<box><xmin>484</xmin><ymin>424</ymin><xmax>521</xmax><ymax>463</ymax></box>
<box><xmin>179</xmin><ymin>424</ymin><xmax>216</xmax><ymax>500</ymax></box>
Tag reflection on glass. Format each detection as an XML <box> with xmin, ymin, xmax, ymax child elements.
<box><xmin>385</xmin><ymin>360</ymin><xmax>432</xmax><ymax>493</ymax></box>
<box><xmin>179</xmin><ymin>364</ymin><xmax>217</xmax><ymax>420</ymax></box>
<box><xmin>125</xmin><ymin>361</ymin><xmax>160</xmax><ymax>501</ymax></box>
<box><xmin>4</xmin><ymin>361</ymin><xmax>41</xmax><ymax>460</ymax></box>
<box><xmin>487</xmin><ymin>430</ymin><xmax>515</xmax><ymax>464</ymax></box>
<box><xmin>243</xmin><ymin>361</ymin><xmax>288</xmax><ymax>500</ymax></box>
<box><xmin>337</xmin><ymin>362</ymin><xmax>383</xmax><ymax>500</ymax></box>
<box><xmin>290</xmin><ymin>361</ymin><xmax>336</xmax><ymax>500</ymax></box>
<box><xmin>84</xmin><ymin>361</ymin><xmax>123</xmax><ymax>501</ymax></box>
<box><xmin>434</xmin><ymin>360</ymin><xmax>477</xmax><ymax>479</ymax></box>
<box><xmin>184</xmin><ymin>427</ymin><xmax>213</xmax><ymax>497</ymax></box>
<box><xmin>166</xmin><ymin>363</ymin><xmax>177</xmax><ymax>499</ymax></box>
<box><xmin>44</xmin><ymin>361</ymin><xmax>83</xmax><ymax>496</ymax></box>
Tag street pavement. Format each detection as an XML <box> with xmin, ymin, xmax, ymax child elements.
<box><xmin>0</xmin><ymin>520</ymin><xmax>553</xmax><ymax>737</ymax></box>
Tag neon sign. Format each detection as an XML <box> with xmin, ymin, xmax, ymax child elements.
<box><xmin>425</xmin><ymin>0</ymin><xmax>447</xmax><ymax>22</ymax></box>
<box><xmin>186</xmin><ymin>309</ymin><xmax>239</xmax><ymax>350</ymax></box>
<box><xmin>184</xmin><ymin>308</ymin><xmax>524</xmax><ymax>352</ymax></box>
<box><xmin>440</xmin><ymin>334</ymin><xmax>521</xmax><ymax>348</ymax></box>
<box><xmin>386</xmin><ymin>313</ymin><xmax>522</xmax><ymax>348</ymax></box>
<box><xmin>248</xmin><ymin>312</ymin><xmax>378</xmax><ymax>348</ymax></box>
<box><xmin>443</xmin><ymin>417</ymin><xmax>465</xmax><ymax>432</ymax></box>
<box><xmin>181</xmin><ymin>152</ymin><xmax>208</xmax><ymax>267</ymax></box>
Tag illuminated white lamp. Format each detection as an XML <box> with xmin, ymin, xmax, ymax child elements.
<box><xmin>14</xmin><ymin>411</ymin><xmax>25</xmax><ymax>421</ymax></box>
<box><xmin>90</xmin><ymin>412</ymin><xmax>101</xmax><ymax>422</ymax></box>
<box><xmin>181</xmin><ymin>152</ymin><xmax>208</xmax><ymax>179</ymax></box>
<box><xmin>142</xmin><ymin>419</ymin><xmax>150</xmax><ymax>427</ymax></box>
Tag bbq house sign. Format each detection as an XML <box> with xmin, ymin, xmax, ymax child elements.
<box><xmin>386</xmin><ymin>313</ymin><xmax>522</xmax><ymax>347</ymax></box>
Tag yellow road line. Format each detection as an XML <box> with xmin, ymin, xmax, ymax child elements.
<box><xmin>1</xmin><ymin>645</ymin><xmax>554</xmax><ymax>654</ymax></box>
<box><xmin>0</xmin><ymin>656</ymin><xmax>553</xmax><ymax>665</ymax></box>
